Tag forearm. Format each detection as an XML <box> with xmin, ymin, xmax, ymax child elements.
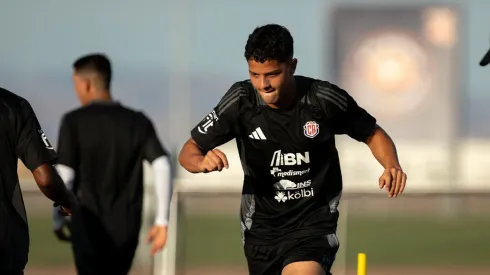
<box><xmin>178</xmin><ymin>139</ymin><xmax>205</xmax><ymax>173</ymax></box>
<box><xmin>34</xmin><ymin>165</ymin><xmax>73</xmax><ymax>208</ymax></box>
<box><xmin>152</xmin><ymin>156</ymin><xmax>173</xmax><ymax>226</ymax></box>
<box><xmin>365</xmin><ymin>125</ymin><xmax>401</xmax><ymax>169</ymax></box>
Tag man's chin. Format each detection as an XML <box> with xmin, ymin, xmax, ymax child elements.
<box><xmin>260</xmin><ymin>93</ymin><xmax>279</xmax><ymax>105</ymax></box>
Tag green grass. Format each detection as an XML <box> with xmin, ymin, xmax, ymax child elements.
<box><xmin>27</xmin><ymin>215</ymin><xmax>74</xmax><ymax>267</ymax></box>
<box><xmin>26</xmin><ymin>212</ymin><xmax>490</xmax><ymax>268</ymax></box>
<box><xmin>181</xmin><ymin>214</ymin><xmax>490</xmax><ymax>268</ymax></box>
<box><xmin>345</xmin><ymin>215</ymin><xmax>490</xmax><ymax>267</ymax></box>
<box><xmin>179</xmin><ymin>215</ymin><xmax>246</xmax><ymax>268</ymax></box>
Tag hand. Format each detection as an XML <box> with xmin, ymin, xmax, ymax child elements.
<box><xmin>197</xmin><ymin>149</ymin><xmax>229</xmax><ymax>173</ymax></box>
<box><xmin>59</xmin><ymin>205</ymin><xmax>72</xmax><ymax>216</ymax></box>
<box><xmin>53</xmin><ymin>203</ymin><xmax>72</xmax><ymax>216</ymax></box>
<box><xmin>53</xmin><ymin>208</ymin><xmax>72</xmax><ymax>242</ymax></box>
<box><xmin>54</xmin><ymin>192</ymin><xmax>78</xmax><ymax>216</ymax></box>
<box><xmin>54</xmin><ymin>225</ymin><xmax>71</xmax><ymax>242</ymax></box>
<box><xmin>379</xmin><ymin>167</ymin><xmax>407</xmax><ymax>198</ymax></box>
<box><xmin>147</xmin><ymin>225</ymin><xmax>168</xmax><ymax>255</ymax></box>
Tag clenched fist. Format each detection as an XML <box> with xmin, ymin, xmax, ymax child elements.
<box><xmin>198</xmin><ymin>149</ymin><xmax>229</xmax><ymax>173</ymax></box>
<box><xmin>379</xmin><ymin>167</ymin><xmax>407</xmax><ymax>198</ymax></box>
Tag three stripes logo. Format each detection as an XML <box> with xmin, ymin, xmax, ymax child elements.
<box><xmin>249</xmin><ymin>127</ymin><xmax>266</xmax><ymax>140</ymax></box>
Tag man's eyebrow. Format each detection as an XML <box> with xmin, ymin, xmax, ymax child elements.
<box><xmin>249</xmin><ymin>69</ymin><xmax>282</xmax><ymax>75</ymax></box>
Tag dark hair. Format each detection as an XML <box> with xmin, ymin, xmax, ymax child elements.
<box><xmin>73</xmin><ymin>53</ymin><xmax>112</xmax><ymax>90</ymax></box>
<box><xmin>244</xmin><ymin>24</ymin><xmax>294</xmax><ymax>63</ymax></box>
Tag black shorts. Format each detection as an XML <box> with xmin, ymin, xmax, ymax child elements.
<box><xmin>69</xmin><ymin>207</ymin><xmax>139</xmax><ymax>275</ymax></box>
<box><xmin>244</xmin><ymin>233</ymin><xmax>339</xmax><ymax>275</ymax></box>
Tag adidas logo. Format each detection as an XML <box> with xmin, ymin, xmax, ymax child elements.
<box><xmin>249</xmin><ymin>127</ymin><xmax>266</xmax><ymax>140</ymax></box>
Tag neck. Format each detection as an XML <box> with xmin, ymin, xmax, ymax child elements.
<box><xmin>92</xmin><ymin>90</ymin><xmax>112</xmax><ymax>102</ymax></box>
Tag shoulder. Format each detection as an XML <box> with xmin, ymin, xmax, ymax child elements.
<box><xmin>300</xmin><ymin>77</ymin><xmax>351</xmax><ymax>112</ymax></box>
<box><xmin>216</xmin><ymin>80</ymin><xmax>256</xmax><ymax>115</ymax></box>
<box><xmin>0</xmin><ymin>87</ymin><xmax>31</xmax><ymax>112</ymax></box>
<box><xmin>59</xmin><ymin>106</ymin><xmax>87</xmax><ymax>125</ymax></box>
<box><xmin>297</xmin><ymin>76</ymin><xmax>349</xmax><ymax>99</ymax></box>
<box><xmin>67</xmin><ymin>102</ymin><xmax>143</xmax><ymax>119</ymax></box>
<box><xmin>220</xmin><ymin>80</ymin><xmax>255</xmax><ymax>102</ymax></box>
<box><xmin>112</xmin><ymin>104</ymin><xmax>155</xmax><ymax>127</ymax></box>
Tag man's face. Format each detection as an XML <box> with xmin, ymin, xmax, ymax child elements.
<box><xmin>247</xmin><ymin>59</ymin><xmax>297</xmax><ymax>107</ymax></box>
<box><xmin>72</xmin><ymin>72</ymin><xmax>91</xmax><ymax>106</ymax></box>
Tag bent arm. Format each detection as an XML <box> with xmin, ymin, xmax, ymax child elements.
<box><xmin>178</xmin><ymin>138</ymin><xmax>205</xmax><ymax>173</ymax></box>
<box><xmin>364</xmin><ymin>125</ymin><xmax>401</xmax><ymax>169</ymax></box>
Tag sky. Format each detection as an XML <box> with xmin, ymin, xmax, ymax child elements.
<box><xmin>1</xmin><ymin>0</ymin><xmax>490</xmax><ymax>152</ymax></box>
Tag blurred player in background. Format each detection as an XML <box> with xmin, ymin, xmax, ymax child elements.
<box><xmin>480</xmin><ymin>39</ymin><xmax>490</xmax><ymax>66</ymax></box>
<box><xmin>178</xmin><ymin>24</ymin><xmax>407</xmax><ymax>275</ymax></box>
<box><xmin>0</xmin><ymin>87</ymin><xmax>76</xmax><ymax>275</ymax></box>
<box><xmin>52</xmin><ymin>53</ymin><xmax>173</xmax><ymax>275</ymax></box>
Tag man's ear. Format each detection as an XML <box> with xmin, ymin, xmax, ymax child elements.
<box><xmin>290</xmin><ymin>58</ymin><xmax>298</xmax><ymax>74</ymax></box>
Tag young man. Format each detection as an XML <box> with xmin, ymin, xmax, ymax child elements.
<box><xmin>178</xmin><ymin>24</ymin><xmax>407</xmax><ymax>275</ymax></box>
<box><xmin>0</xmin><ymin>87</ymin><xmax>75</xmax><ymax>275</ymax></box>
<box><xmin>52</xmin><ymin>53</ymin><xmax>173</xmax><ymax>275</ymax></box>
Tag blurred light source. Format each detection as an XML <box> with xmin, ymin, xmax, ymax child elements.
<box><xmin>343</xmin><ymin>30</ymin><xmax>431</xmax><ymax>116</ymax></box>
<box><xmin>422</xmin><ymin>7</ymin><xmax>457</xmax><ymax>48</ymax></box>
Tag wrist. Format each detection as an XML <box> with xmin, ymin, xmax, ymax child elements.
<box><xmin>385</xmin><ymin>164</ymin><xmax>402</xmax><ymax>170</ymax></box>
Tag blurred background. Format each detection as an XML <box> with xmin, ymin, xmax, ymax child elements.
<box><xmin>4</xmin><ymin>0</ymin><xmax>490</xmax><ymax>274</ymax></box>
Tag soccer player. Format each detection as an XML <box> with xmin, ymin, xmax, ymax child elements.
<box><xmin>0</xmin><ymin>87</ymin><xmax>76</xmax><ymax>275</ymax></box>
<box><xmin>52</xmin><ymin>53</ymin><xmax>173</xmax><ymax>275</ymax></box>
<box><xmin>178</xmin><ymin>24</ymin><xmax>407</xmax><ymax>275</ymax></box>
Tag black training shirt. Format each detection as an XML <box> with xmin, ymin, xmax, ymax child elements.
<box><xmin>191</xmin><ymin>76</ymin><xmax>376</xmax><ymax>245</ymax></box>
<box><xmin>0</xmin><ymin>88</ymin><xmax>57</xmax><ymax>261</ymax></box>
<box><xmin>57</xmin><ymin>101</ymin><xmax>167</xmax><ymax>243</ymax></box>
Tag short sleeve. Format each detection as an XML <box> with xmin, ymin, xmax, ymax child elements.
<box><xmin>16</xmin><ymin>100</ymin><xmax>57</xmax><ymax>170</ymax></box>
<box><xmin>190</xmin><ymin>83</ymin><xmax>244</xmax><ymax>153</ymax></box>
<box><xmin>56</xmin><ymin>114</ymin><xmax>78</xmax><ymax>168</ymax></box>
<box><xmin>142</xmin><ymin>115</ymin><xmax>167</xmax><ymax>163</ymax></box>
<box><xmin>315</xmin><ymin>82</ymin><xmax>377</xmax><ymax>142</ymax></box>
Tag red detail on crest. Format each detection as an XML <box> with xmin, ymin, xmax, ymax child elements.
<box><xmin>303</xmin><ymin>121</ymin><xmax>319</xmax><ymax>138</ymax></box>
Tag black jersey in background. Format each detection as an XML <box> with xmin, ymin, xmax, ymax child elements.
<box><xmin>191</xmin><ymin>76</ymin><xmax>376</xmax><ymax>245</ymax></box>
<box><xmin>0</xmin><ymin>88</ymin><xmax>57</xmax><ymax>272</ymax></box>
<box><xmin>57</xmin><ymin>101</ymin><xmax>167</xmax><ymax>245</ymax></box>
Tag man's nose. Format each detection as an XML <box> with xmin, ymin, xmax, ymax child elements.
<box><xmin>260</xmin><ymin>77</ymin><xmax>272</xmax><ymax>90</ymax></box>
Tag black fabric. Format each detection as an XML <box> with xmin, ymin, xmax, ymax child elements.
<box><xmin>244</xmin><ymin>233</ymin><xmax>339</xmax><ymax>275</ymax></box>
<box><xmin>190</xmin><ymin>76</ymin><xmax>376</xmax><ymax>246</ymax></box>
<box><xmin>70</xmin><ymin>206</ymin><xmax>138</xmax><ymax>275</ymax></box>
<box><xmin>0</xmin><ymin>87</ymin><xmax>58</xmax><ymax>271</ymax></box>
<box><xmin>57</xmin><ymin>102</ymin><xmax>167</xmax><ymax>245</ymax></box>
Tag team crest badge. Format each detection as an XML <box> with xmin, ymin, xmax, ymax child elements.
<box><xmin>303</xmin><ymin>121</ymin><xmax>319</xmax><ymax>138</ymax></box>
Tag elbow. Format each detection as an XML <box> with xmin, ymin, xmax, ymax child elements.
<box><xmin>32</xmin><ymin>164</ymin><xmax>53</xmax><ymax>189</ymax></box>
<box><xmin>35</xmin><ymin>176</ymin><xmax>52</xmax><ymax>189</ymax></box>
<box><xmin>177</xmin><ymin>151</ymin><xmax>185</xmax><ymax>168</ymax></box>
<box><xmin>177</xmin><ymin>149</ymin><xmax>189</xmax><ymax>171</ymax></box>
<box><xmin>364</xmin><ymin>124</ymin><xmax>384</xmax><ymax>145</ymax></box>
<box><xmin>178</xmin><ymin>155</ymin><xmax>198</xmax><ymax>174</ymax></box>
<box><xmin>178</xmin><ymin>139</ymin><xmax>202</xmax><ymax>173</ymax></box>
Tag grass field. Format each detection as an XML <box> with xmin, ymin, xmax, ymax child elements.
<box><xmin>28</xmin><ymin>215</ymin><xmax>74</xmax><ymax>267</ymax></box>
<box><xmin>26</xmin><ymin>212</ymin><xmax>490</xmax><ymax>270</ymax></box>
<box><xmin>180</xmin><ymin>214</ymin><xmax>490</xmax><ymax>268</ymax></box>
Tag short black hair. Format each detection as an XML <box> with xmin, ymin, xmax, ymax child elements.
<box><xmin>244</xmin><ymin>24</ymin><xmax>294</xmax><ymax>63</ymax></box>
<box><xmin>73</xmin><ymin>53</ymin><xmax>112</xmax><ymax>90</ymax></box>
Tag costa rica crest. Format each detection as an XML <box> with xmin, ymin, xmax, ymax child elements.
<box><xmin>303</xmin><ymin>121</ymin><xmax>319</xmax><ymax>138</ymax></box>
